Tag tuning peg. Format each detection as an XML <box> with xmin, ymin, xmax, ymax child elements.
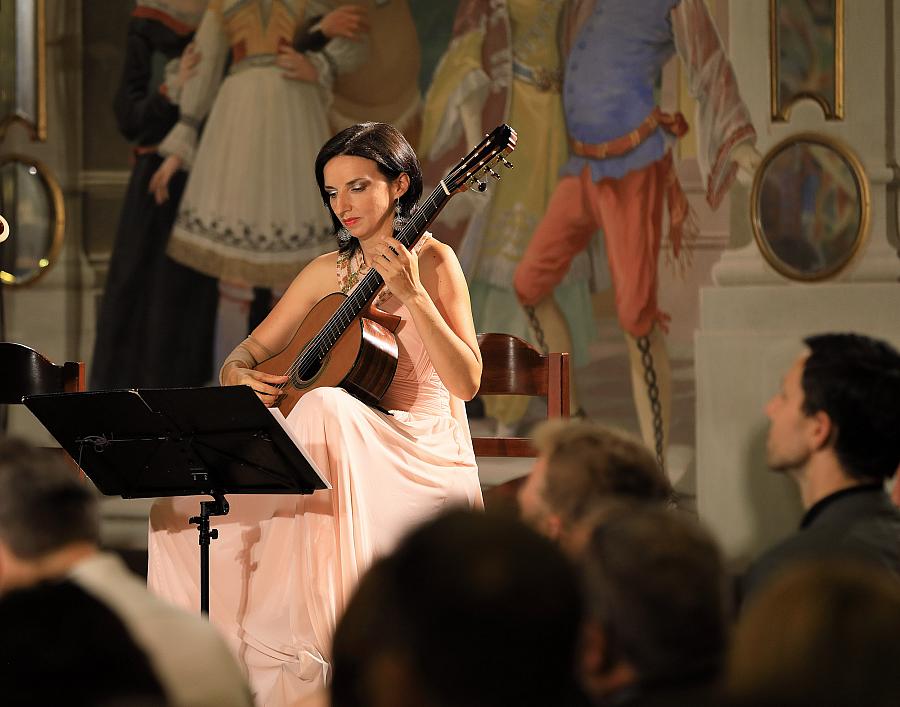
<box><xmin>474</xmin><ymin>178</ymin><xmax>487</xmax><ymax>192</ymax></box>
<box><xmin>499</xmin><ymin>156</ymin><xmax>514</xmax><ymax>169</ymax></box>
<box><xmin>486</xmin><ymin>167</ymin><xmax>501</xmax><ymax>180</ymax></box>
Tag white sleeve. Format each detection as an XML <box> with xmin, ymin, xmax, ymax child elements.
<box><xmin>158</xmin><ymin>6</ymin><xmax>230</xmax><ymax>169</ymax></box>
<box><xmin>304</xmin><ymin>0</ymin><xmax>370</xmax><ymax>90</ymax></box>
<box><xmin>671</xmin><ymin>0</ymin><xmax>757</xmax><ymax>208</ymax></box>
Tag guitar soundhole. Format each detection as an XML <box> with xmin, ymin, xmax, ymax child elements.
<box><xmin>292</xmin><ymin>357</ymin><xmax>323</xmax><ymax>386</ymax></box>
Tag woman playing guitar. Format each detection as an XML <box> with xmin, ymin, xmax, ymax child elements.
<box><xmin>147</xmin><ymin>122</ymin><xmax>513</xmax><ymax>706</ymax></box>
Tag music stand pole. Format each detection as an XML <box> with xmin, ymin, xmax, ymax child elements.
<box><xmin>189</xmin><ymin>493</ymin><xmax>230</xmax><ymax>616</ymax></box>
<box><xmin>22</xmin><ymin>385</ymin><xmax>330</xmax><ymax>617</ymax></box>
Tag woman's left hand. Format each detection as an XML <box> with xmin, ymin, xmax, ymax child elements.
<box><xmin>149</xmin><ymin>154</ymin><xmax>183</xmax><ymax>205</ymax></box>
<box><xmin>277</xmin><ymin>46</ymin><xmax>318</xmax><ymax>82</ymax></box>
<box><xmin>370</xmin><ymin>237</ymin><xmax>423</xmax><ymax>305</ymax></box>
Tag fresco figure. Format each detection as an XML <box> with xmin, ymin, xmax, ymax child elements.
<box><xmin>148</xmin><ymin>0</ymin><xmax>368</xmax><ymax>367</ymax></box>
<box><xmin>329</xmin><ymin>0</ymin><xmax>422</xmax><ymax>145</ymax></box>
<box><xmin>91</xmin><ymin>0</ymin><xmax>217</xmax><ymax>391</ymax></box>
<box><xmin>420</xmin><ymin>0</ymin><xmax>596</xmax><ymax>428</ymax></box>
<box><xmin>513</xmin><ymin>0</ymin><xmax>760</xmax><ymax>466</ymax></box>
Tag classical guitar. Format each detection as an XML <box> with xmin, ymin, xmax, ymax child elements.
<box><xmin>256</xmin><ymin>124</ymin><xmax>517</xmax><ymax>416</ymax></box>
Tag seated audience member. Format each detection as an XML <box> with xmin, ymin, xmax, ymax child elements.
<box><xmin>330</xmin><ymin>510</ymin><xmax>587</xmax><ymax>707</ymax></box>
<box><xmin>728</xmin><ymin>559</ymin><xmax>900</xmax><ymax>707</ymax></box>
<box><xmin>0</xmin><ymin>438</ymin><xmax>252</xmax><ymax>707</ymax></box>
<box><xmin>518</xmin><ymin>419</ymin><xmax>672</xmax><ymax>542</ymax></box>
<box><xmin>576</xmin><ymin>502</ymin><xmax>727</xmax><ymax>707</ymax></box>
<box><xmin>740</xmin><ymin>333</ymin><xmax>900</xmax><ymax>601</ymax></box>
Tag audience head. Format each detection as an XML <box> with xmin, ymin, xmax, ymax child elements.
<box><xmin>518</xmin><ymin>419</ymin><xmax>671</xmax><ymax>539</ymax></box>
<box><xmin>331</xmin><ymin>509</ymin><xmax>584</xmax><ymax>707</ymax></box>
<box><xmin>728</xmin><ymin>559</ymin><xmax>900</xmax><ymax>707</ymax></box>
<box><xmin>314</xmin><ymin>121</ymin><xmax>423</xmax><ymax>249</ymax></box>
<box><xmin>765</xmin><ymin>333</ymin><xmax>900</xmax><ymax>483</ymax></box>
<box><xmin>577</xmin><ymin>502</ymin><xmax>727</xmax><ymax>699</ymax></box>
<box><xmin>0</xmin><ymin>438</ymin><xmax>98</xmax><ymax>592</ymax></box>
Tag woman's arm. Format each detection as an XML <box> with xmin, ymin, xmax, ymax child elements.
<box><xmin>113</xmin><ymin>18</ymin><xmax>181</xmax><ymax>142</ymax></box>
<box><xmin>220</xmin><ymin>252</ymin><xmax>337</xmax><ymax>403</ymax></box>
<box><xmin>371</xmin><ymin>237</ymin><xmax>482</xmax><ymax>400</ymax></box>
<box><xmin>156</xmin><ymin>3</ymin><xmax>229</xmax><ymax>170</ymax></box>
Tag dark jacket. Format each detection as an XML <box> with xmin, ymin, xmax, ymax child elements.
<box><xmin>741</xmin><ymin>484</ymin><xmax>900</xmax><ymax>603</ymax></box>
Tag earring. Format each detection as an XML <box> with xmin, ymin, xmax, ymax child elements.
<box><xmin>392</xmin><ymin>199</ymin><xmax>409</xmax><ymax>232</ymax></box>
<box><xmin>336</xmin><ymin>226</ymin><xmax>352</xmax><ymax>243</ymax></box>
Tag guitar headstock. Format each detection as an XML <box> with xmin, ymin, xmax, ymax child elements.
<box><xmin>443</xmin><ymin>124</ymin><xmax>517</xmax><ymax>195</ymax></box>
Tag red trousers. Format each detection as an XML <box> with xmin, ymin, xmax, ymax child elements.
<box><xmin>514</xmin><ymin>154</ymin><xmax>675</xmax><ymax>337</ymax></box>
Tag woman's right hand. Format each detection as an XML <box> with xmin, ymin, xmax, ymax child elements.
<box><xmin>320</xmin><ymin>4</ymin><xmax>369</xmax><ymax>40</ymax></box>
<box><xmin>277</xmin><ymin>46</ymin><xmax>318</xmax><ymax>82</ymax></box>
<box><xmin>226</xmin><ymin>366</ymin><xmax>289</xmax><ymax>407</ymax></box>
<box><xmin>148</xmin><ymin>154</ymin><xmax>183</xmax><ymax>205</ymax></box>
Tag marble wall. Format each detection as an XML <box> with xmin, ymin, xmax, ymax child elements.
<box><xmin>696</xmin><ymin>0</ymin><xmax>900</xmax><ymax>565</ymax></box>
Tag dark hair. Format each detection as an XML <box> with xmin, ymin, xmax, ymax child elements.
<box><xmin>0</xmin><ymin>438</ymin><xmax>99</xmax><ymax>558</ymax></box>
<box><xmin>580</xmin><ymin>504</ymin><xmax>727</xmax><ymax>682</ymax></box>
<box><xmin>801</xmin><ymin>333</ymin><xmax>900</xmax><ymax>481</ymax></box>
<box><xmin>331</xmin><ymin>510</ymin><xmax>584</xmax><ymax>707</ymax></box>
<box><xmin>314</xmin><ymin>122</ymin><xmax>423</xmax><ymax>255</ymax></box>
<box><xmin>535</xmin><ymin>420</ymin><xmax>672</xmax><ymax>525</ymax></box>
<box><xmin>728</xmin><ymin>559</ymin><xmax>900</xmax><ymax>707</ymax></box>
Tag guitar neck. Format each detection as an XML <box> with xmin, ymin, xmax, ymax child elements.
<box><xmin>298</xmin><ymin>186</ymin><xmax>451</xmax><ymax>371</ymax></box>
<box><xmin>293</xmin><ymin>122</ymin><xmax>516</xmax><ymax>377</ymax></box>
<box><xmin>343</xmin><ymin>187</ymin><xmax>449</xmax><ymax>315</ymax></box>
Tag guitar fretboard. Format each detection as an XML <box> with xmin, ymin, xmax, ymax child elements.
<box><xmin>294</xmin><ymin>187</ymin><xmax>449</xmax><ymax>374</ymax></box>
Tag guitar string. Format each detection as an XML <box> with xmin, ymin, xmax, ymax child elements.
<box><xmin>273</xmin><ymin>146</ymin><xmax>510</xmax><ymax>392</ymax></box>
<box><xmin>273</xmin><ymin>191</ymin><xmax>442</xmax><ymax>390</ymax></box>
<box><xmin>274</xmin><ymin>147</ymin><xmax>511</xmax><ymax>391</ymax></box>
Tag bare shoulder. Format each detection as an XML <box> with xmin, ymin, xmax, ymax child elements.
<box><xmin>306</xmin><ymin>249</ymin><xmax>341</xmax><ymax>275</ymax></box>
<box><xmin>417</xmin><ymin>237</ymin><xmax>461</xmax><ymax>274</ymax></box>
<box><xmin>286</xmin><ymin>249</ymin><xmax>340</xmax><ymax>294</ymax></box>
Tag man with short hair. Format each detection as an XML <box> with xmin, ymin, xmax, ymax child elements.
<box><xmin>330</xmin><ymin>510</ymin><xmax>587</xmax><ymax>707</ymax></box>
<box><xmin>0</xmin><ymin>438</ymin><xmax>252</xmax><ymax>707</ymax></box>
<box><xmin>577</xmin><ymin>503</ymin><xmax>727</xmax><ymax>706</ymax></box>
<box><xmin>518</xmin><ymin>419</ymin><xmax>671</xmax><ymax>541</ymax></box>
<box><xmin>741</xmin><ymin>333</ymin><xmax>900</xmax><ymax>601</ymax></box>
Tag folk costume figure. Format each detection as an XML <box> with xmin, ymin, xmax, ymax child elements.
<box><xmin>148</xmin><ymin>0</ymin><xmax>369</xmax><ymax>367</ymax></box>
<box><xmin>147</xmin><ymin>123</ymin><xmax>483</xmax><ymax>706</ymax></box>
<box><xmin>90</xmin><ymin>0</ymin><xmax>218</xmax><ymax>391</ymax></box>
<box><xmin>513</xmin><ymin>0</ymin><xmax>760</xmax><ymax>466</ymax></box>
<box><xmin>327</xmin><ymin>0</ymin><xmax>422</xmax><ymax>145</ymax></box>
<box><xmin>419</xmin><ymin>0</ymin><xmax>596</xmax><ymax>427</ymax></box>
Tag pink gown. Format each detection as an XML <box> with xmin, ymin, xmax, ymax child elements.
<box><xmin>147</xmin><ymin>243</ymin><xmax>483</xmax><ymax>705</ymax></box>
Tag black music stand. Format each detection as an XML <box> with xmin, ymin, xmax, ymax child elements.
<box><xmin>24</xmin><ymin>385</ymin><xmax>328</xmax><ymax>616</ymax></box>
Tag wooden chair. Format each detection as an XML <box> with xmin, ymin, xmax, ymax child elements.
<box><xmin>474</xmin><ymin>333</ymin><xmax>571</xmax><ymax>514</ymax></box>
<box><xmin>473</xmin><ymin>332</ymin><xmax>571</xmax><ymax>458</ymax></box>
<box><xmin>0</xmin><ymin>342</ymin><xmax>85</xmax><ymax>405</ymax></box>
<box><xmin>0</xmin><ymin>343</ymin><xmax>85</xmax><ymax>448</ymax></box>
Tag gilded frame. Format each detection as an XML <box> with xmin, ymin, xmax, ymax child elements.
<box><xmin>0</xmin><ymin>0</ymin><xmax>47</xmax><ymax>142</ymax></box>
<box><xmin>751</xmin><ymin>133</ymin><xmax>869</xmax><ymax>282</ymax></box>
<box><xmin>770</xmin><ymin>0</ymin><xmax>844</xmax><ymax>121</ymax></box>
<box><xmin>0</xmin><ymin>152</ymin><xmax>65</xmax><ymax>286</ymax></box>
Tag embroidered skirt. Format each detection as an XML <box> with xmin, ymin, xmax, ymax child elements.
<box><xmin>167</xmin><ymin>64</ymin><xmax>335</xmax><ymax>287</ymax></box>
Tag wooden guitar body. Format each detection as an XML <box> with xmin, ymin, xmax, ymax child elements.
<box><xmin>256</xmin><ymin>292</ymin><xmax>400</xmax><ymax>416</ymax></box>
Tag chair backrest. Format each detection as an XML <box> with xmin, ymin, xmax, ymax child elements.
<box><xmin>0</xmin><ymin>342</ymin><xmax>85</xmax><ymax>404</ymax></box>
<box><xmin>473</xmin><ymin>333</ymin><xmax>570</xmax><ymax>458</ymax></box>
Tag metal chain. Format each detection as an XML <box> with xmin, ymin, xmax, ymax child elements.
<box><xmin>526</xmin><ymin>305</ymin><xmax>664</xmax><ymax>468</ymax></box>
<box><xmin>524</xmin><ymin>304</ymin><xmax>550</xmax><ymax>355</ymax></box>
<box><xmin>636</xmin><ymin>335</ymin><xmax>665</xmax><ymax>472</ymax></box>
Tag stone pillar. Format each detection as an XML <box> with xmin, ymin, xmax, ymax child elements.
<box><xmin>696</xmin><ymin>0</ymin><xmax>900</xmax><ymax>565</ymax></box>
<box><xmin>2</xmin><ymin>1</ymin><xmax>93</xmax><ymax>445</ymax></box>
